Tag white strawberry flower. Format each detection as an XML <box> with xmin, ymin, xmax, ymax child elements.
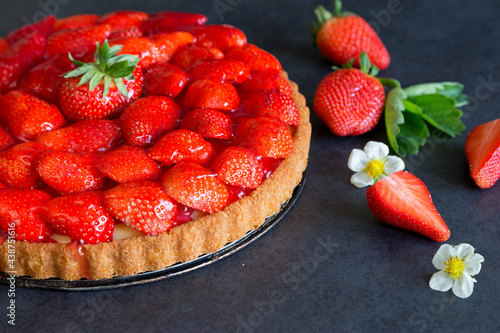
<box><xmin>429</xmin><ymin>243</ymin><xmax>484</xmax><ymax>299</ymax></box>
<box><xmin>348</xmin><ymin>141</ymin><xmax>405</xmax><ymax>188</ymax></box>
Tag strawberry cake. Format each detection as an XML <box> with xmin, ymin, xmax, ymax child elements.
<box><xmin>0</xmin><ymin>11</ymin><xmax>311</xmax><ymax>280</ymax></box>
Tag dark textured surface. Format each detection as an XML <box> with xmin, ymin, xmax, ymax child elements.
<box><xmin>1</xmin><ymin>0</ymin><xmax>499</xmax><ymax>332</ymax></box>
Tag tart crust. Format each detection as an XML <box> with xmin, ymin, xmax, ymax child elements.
<box><xmin>0</xmin><ymin>72</ymin><xmax>311</xmax><ymax>280</ymax></box>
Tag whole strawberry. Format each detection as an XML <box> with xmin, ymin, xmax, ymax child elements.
<box><xmin>311</xmin><ymin>0</ymin><xmax>390</xmax><ymax>70</ymax></box>
<box><xmin>58</xmin><ymin>39</ymin><xmax>143</xmax><ymax>121</ymax></box>
<box><xmin>313</xmin><ymin>53</ymin><xmax>385</xmax><ymax>136</ymax></box>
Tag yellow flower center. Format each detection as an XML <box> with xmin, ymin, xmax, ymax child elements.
<box><xmin>444</xmin><ymin>257</ymin><xmax>465</xmax><ymax>280</ymax></box>
<box><xmin>363</xmin><ymin>158</ymin><xmax>386</xmax><ymax>180</ymax></box>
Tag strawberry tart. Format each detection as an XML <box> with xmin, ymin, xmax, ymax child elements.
<box><xmin>0</xmin><ymin>10</ymin><xmax>311</xmax><ymax>280</ymax></box>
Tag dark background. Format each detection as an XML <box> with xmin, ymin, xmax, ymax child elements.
<box><xmin>1</xmin><ymin>0</ymin><xmax>499</xmax><ymax>332</ymax></box>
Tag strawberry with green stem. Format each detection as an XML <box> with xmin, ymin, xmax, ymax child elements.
<box><xmin>59</xmin><ymin>39</ymin><xmax>143</xmax><ymax>121</ymax></box>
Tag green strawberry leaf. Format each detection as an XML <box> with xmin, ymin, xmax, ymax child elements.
<box><xmin>403</xmin><ymin>82</ymin><xmax>468</xmax><ymax>107</ymax></box>
<box><xmin>385</xmin><ymin>87</ymin><xmax>407</xmax><ymax>155</ymax></box>
<box><xmin>395</xmin><ymin>111</ymin><xmax>429</xmax><ymax>156</ymax></box>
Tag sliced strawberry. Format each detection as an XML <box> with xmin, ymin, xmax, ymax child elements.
<box><xmin>140</xmin><ymin>12</ymin><xmax>207</xmax><ymax>36</ymax></box>
<box><xmin>96</xmin><ymin>145</ymin><xmax>160</xmax><ymax>183</ymax></box>
<box><xmin>0</xmin><ymin>126</ymin><xmax>16</xmax><ymax>151</ymax></box>
<box><xmin>45</xmin><ymin>191</ymin><xmax>115</xmax><ymax>244</ymax></box>
<box><xmin>0</xmin><ymin>189</ymin><xmax>52</xmax><ymax>242</ymax></box>
<box><xmin>6</xmin><ymin>15</ymin><xmax>55</xmax><ymax>44</ymax></box>
<box><xmin>54</xmin><ymin>14</ymin><xmax>99</xmax><ymax>32</ymax></box>
<box><xmin>242</xmin><ymin>91</ymin><xmax>300</xmax><ymax>126</ymax></box>
<box><xmin>179</xmin><ymin>109</ymin><xmax>232</xmax><ymax>140</ymax></box>
<box><xmin>226</xmin><ymin>44</ymin><xmax>282</xmax><ymax>72</ymax></box>
<box><xmin>104</xmin><ymin>180</ymin><xmax>177</xmax><ymax>235</ymax></box>
<box><xmin>149</xmin><ymin>31</ymin><xmax>195</xmax><ymax>57</ymax></box>
<box><xmin>110</xmin><ymin>37</ymin><xmax>169</xmax><ymax>67</ymax></box>
<box><xmin>171</xmin><ymin>45</ymin><xmax>225</xmax><ymax>69</ymax></box>
<box><xmin>0</xmin><ymin>142</ymin><xmax>46</xmax><ymax>189</ymax></box>
<box><xmin>35</xmin><ymin>119</ymin><xmax>122</xmax><ymax>154</ymax></box>
<box><xmin>237</xmin><ymin>70</ymin><xmax>293</xmax><ymax>99</ymax></box>
<box><xmin>148</xmin><ymin>129</ymin><xmax>215</xmax><ymax>166</ymax></box>
<box><xmin>188</xmin><ymin>24</ymin><xmax>247</xmax><ymax>52</ymax></box>
<box><xmin>235</xmin><ymin>117</ymin><xmax>294</xmax><ymax>158</ymax></box>
<box><xmin>46</xmin><ymin>24</ymin><xmax>112</xmax><ymax>59</ymax></box>
<box><xmin>36</xmin><ymin>151</ymin><xmax>105</xmax><ymax>194</ymax></box>
<box><xmin>17</xmin><ymin>54</ymin><xmax>76</xmax><ymax>105</ymax></box>
<box><xmin>143</xmin><ymin>63</ymin><xmax>187</xmax><ymax>97</ymax></box>
<box><xmin>465</xmin><ymin>118</ymin><xmax>500</xmax><ymax>189</ymax></box>
<box><xmin>121</xmin><ymin>95</ymin><xmax>181</xmax><ymax>147</ymax></box>
<box><xmin>182</xmin><ymin>77</ymin><xmax>240</xmax><ymax>112</ymax></box>
<box><xmin>366</xmin><ymin>171</ymin><xmax>450</xmax><ymax>242</ymax></box>
<box><xmin>97</xmin><ymin>10</ymin><xmax>148</xmax><ymax>32</ymax></box>
<box><xmin>162</xmin><ymin>161</ymin><xmax>228</xmax><ymax>213</ymax></box>
<box><xmin>212</xmin><ymin>146</ymin><xmax>264</xmax><ymax>189</ymax></box>
<box><xmin>109</xmin><ymin>26</ymin><xmax>143</xmax><ymax>41</ymax></box>
<box><xmin>0</xmin><ymin>90</ymin><xmax>66</xmax><ymax>141</ymax></box>
<box><xmin>187</xmin><ymin>59</ymin><xmax>251</xmax><ymax>84</ymax></box>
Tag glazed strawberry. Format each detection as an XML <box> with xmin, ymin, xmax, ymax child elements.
<box><xmin>237</xmin><ymin>70</ymin><xmax>293</xmax><ymax>99</ymax></box>
<box><xmin>311</xmin><ymin>0</ymin><xmax>390</xmax><ymax>70</ymax></box>
<box><xmin>162</xmin><ymin>161</ymin><xmax>228</xmax><ymax>213</ymax></box>
<box><xmin>0</xmin><ymin>189</ymin><xmax>52</xmax><ymax>242</ymax></box>
<box><xmin>109</xmin><ymin>26</ymin><xmax>143</xmax><ymax>41</ymax></box>
<box><xmin>0</xmin><ymin>126</ymin><xmax>16</xmax><ymax>151</ymax></box>
<box><xmin>187</xmin><ymin>59</ymin><xmax>251</xmax><ymax>84</ymax></box>
<box><xmin>171</xmin><ymin>45</ymin><xmax>225</xmax><ymax>69</ymax></box>
<box><xmin>242</xmin><ymin>91</ymin><xmax>300</xmax><ymax>126</ymax></box>
<box><xmin>0</xmin><ymin>39</ymin><xmax>9</xmax><ymax>56</ymax></box>
<box><xmin>121</xmin><ymin>95</ymin><xmax>181</xmax><ymax>147</ymax></box>
<box><xmin>35</xmin><ymin>120</ymin><xmax>122</xmax><ymax>154</ymax></box>
<box><xmin>46</xmin><ymin>24</ymin><xmax>112</xmax><ymax>59</ymax></box>
<box><xmin>182</xmin><ymin>77</ymin><xmax>240</xmax><ymax>112</ymax></box>
<box><xmin>226</xmin><ymin>44</ymin><xmax>282</xmax><ymax>72</ymax></box>
<box><xmin>140</xmin><ymin>11</ymin><xmax>207</xmax><ymax>35</ymax></box>
<box><xmin>17</xmin><ymin>54</ymin><xmax>76</xmax><ymax>105</ymax></box>
<box><xmin>179</xmin><ymin>109</ymin><xmax>232</xmax><ymax>140</ymax></box>
<box><xmin>212</xmin><ymin>146</ymin><xmax>264</xmax><ymax>189</ymax></box>
<box><xmin>0</xmin><ymin>90</ymin><xmax>66</xmax><ymax>141</ymax></box>
<box><xmin>97</xmin><ymin>10</ymin><xmax>148</xmax><ymax>32</ymax></box>
<box><xmin>44</xmin><ymin>191</ymin><xmax>115</xmax><ymax>244</ymax></box>
<box><xmin>313</xmin><ymin>53</ymin><xmax>385</xmax><ymax>136</ymax></box>
<box><xmin>54</xmin><ymin>14</ymin><xmax>99</xmax><ymax>32</ymax></box>
<box><xmin>36</xmin><ymin>151</ymin><xmax>105</xmax><ymax>194</ymax></box>
<box><xmin>104</xmin><ymin>180</ymin><xmax>177</xmax><ymax>235</ymax></box>
<box><xmin>96</xmin><ymin>145</ymin><xmax>160</xmax><ymax>183</ymax></box>
<box><xmin>235</xmin><ymin>117</ymin><xmax>294</xmax><ymax>158</ymax></box>
<box><xmin>188</xmin><ymin>24</ymin><xmax>247</xmax><ymax>52</ymax></box>
<box><xmin>366</xmin><ymin>171</ymin><xmax>450</xmax><ymax>242</ymax></box>
<box><xmin>6</xmin><ymin>15</ymin><xmax>55</xmax><ymax>44</ymax></box>
<box><xmin>149</xmin><ymin>31</ymin><xmax>195</xmax><ymax>55</ymax></box>
<box><xmin>110</xmin><ymin>37</ymin><xmax>168</xmax><ymax>67</ymax></box>
<box><xmin>148</xmin><ymin>129</ymin><xmax>215</xmax><ymax>166</ymax></box>
<box><xmin>465</xmin><ymin>118</ymin><xmax>500</xmax><ymax>189</ymax></box>
<box><xmin>143</xmin><ymin>63</ymin><xmax>187</xmax><ymax>97</ymax></box>
<box><xmin>0</xmin><ymin>142</ymin><xmax>46</xmax><ymax>189</ymax></box>
<box><xmin>58</xmin><ymin>40</ymin><xmax>143</xmax><ymax>121</ymax></box>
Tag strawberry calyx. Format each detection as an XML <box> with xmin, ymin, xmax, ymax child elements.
<box><xmin>310</xmin><ymin>0</ymin><xmax>352</xmax><ymax>39</ymax></box>
<box><xmin>64</xmin><ymin>39</ymin><xmax>141</xmax><ymax>99</ymax></box>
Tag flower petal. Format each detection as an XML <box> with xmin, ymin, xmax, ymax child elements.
<box><xmin>384</xmin><ymin>156</ymin><xmax>405</xmax><ymax>174</ymax></box>
<box><xmin>350</xmin><ymin>171</ymin><xmax>375</xmax><ymax>188</ymax></box>
<box><xmin>452</xmin><ymin>273</ymin><xmax>474</xmax><ymax>298</ymax></box>
<box><xmin>429</xmin><ymin>270</ymin><xmax>454</xmax><ymax>292</ymax></box>
<box><xmin>348</xmin><ymin>149</ymin><xmax>370</xmax><ymax>172</ymax></box>
<box><xmin>432</xmin><ymin>244</ymin><xmax>453</xmax><ymax>269</ymax></box>
<box><xmin>364</xmin><ymin>141</ymin><xmax>389</xmax><ymax>160</ymax></box>
<box><xmin>455</xmin><ymin>243</ymin><xmax>475</xmax><ymax>259</ymax></box>
<box><xmin>464</xmin><ymin>253</ymin><xmax>484</xmax><ymax>275</ymax></box>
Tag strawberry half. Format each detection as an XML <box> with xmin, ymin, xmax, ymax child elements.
<box><xmin>366</xmin><ymin>171</ymin><xmax>450</xmax><ymax>242</ymax></box>
<box><xmin>104</xmin><ymin>180</ymin><xmax>177</xmax><ymax>235</ymax></box>
<box><xmin>35</xmin><ymin>119</ymin><xmax>123</xmax><ymax>154</ymax></box>
<box><xmin>179</xmin><ymin>108</ymin><xmax>232</xmax><ymax>140</ymax></box>
<box><xmin>58</xmin><ymin>40</ymin><xmax>143</xmax><ymax>121</ymax></box>
<box><xmin>212</xmin><ymin>146</ymin><xmax>264</xmax><ymax>189</ymax></box>
<box><xmin>140</xmin><ymin>12</ymin><xmax>207</xmax><ymax>36</ymax></box>
<box><xmin>182</xmin><ymin>77</ymin><xmax>240</xmax><ymax>112</ymax></box>
<box><xmin>226</xmin><ymin>44</ymin><xmax>282</xmax><ymax>73</ymax></box>
<box><xmin>6</xmin><ymin>15</ymin><xmax>55</xmax><ymax>44</ymax></box>
<box><xmin>188</xmin><ymin>24</ymin><xmax>247</xmax><ymax>52</ymax></box>
<box><xmin>242</xmin><ymin>91</ymin><xmax>300</xmax><ymax>126</ymax></box>
<box><xmin>162</xmin><ymin>162</ymin><xmax>228</xmax><ymax>213</ymax></box>
<box><xmin>148</xmin><ymin>129</ymin><xmax>215</xmax><ymax>166</ymax></box>
<box><xmin>54</xmin><ymin>14</ymin><xmax>99</xmax><ymax>32</ymax></box>
<box><xmin>465</xmin><ymin>118</ymin><xmax>500</xmax><ymax>189</ymax></box>
<box><xmin>96</xmin><ymin>145</ymin><xmax>160</xmax><ymax>183</ymax></box>
<box><xmin>36</xmin><ymin>151</ymin><xmax>105</xmax><ymax>194</ymax></box>
<box><xmin>97</xmin><ymin>10</ymin><xmax>148</xmax><ymax>32</ymax></box>
<box><xmin>143</xmin><ymin>63</ymin><xmax>187</xmax><ymax>97</ymax></box>
<box><xmin>187</xmin><ymin>59</ymin><xmax>251</xmax><ymax>84</ymax></box>
<box><xmin>0</xmin><ymin>142</ymin><xmax>46</xmax><ymax>189</ymax></box>
<box><xmin>237</xmin><ymin>70</ymin><xmax>293</xmax><ymax>99</ymax></box>
<box><xmin>0</xmin><ymin>189</ymin><xmax>53</xmax><ymax>242</ymax></box>
<box><xmin>45</xmin><ymin>191</ymin><xmax>115</xmax><ymax>244</ymax></box>
<box><xmin>171</xmin><ymin>45</ymin><xmax>224</xmax><ymax>69</ymax></box>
